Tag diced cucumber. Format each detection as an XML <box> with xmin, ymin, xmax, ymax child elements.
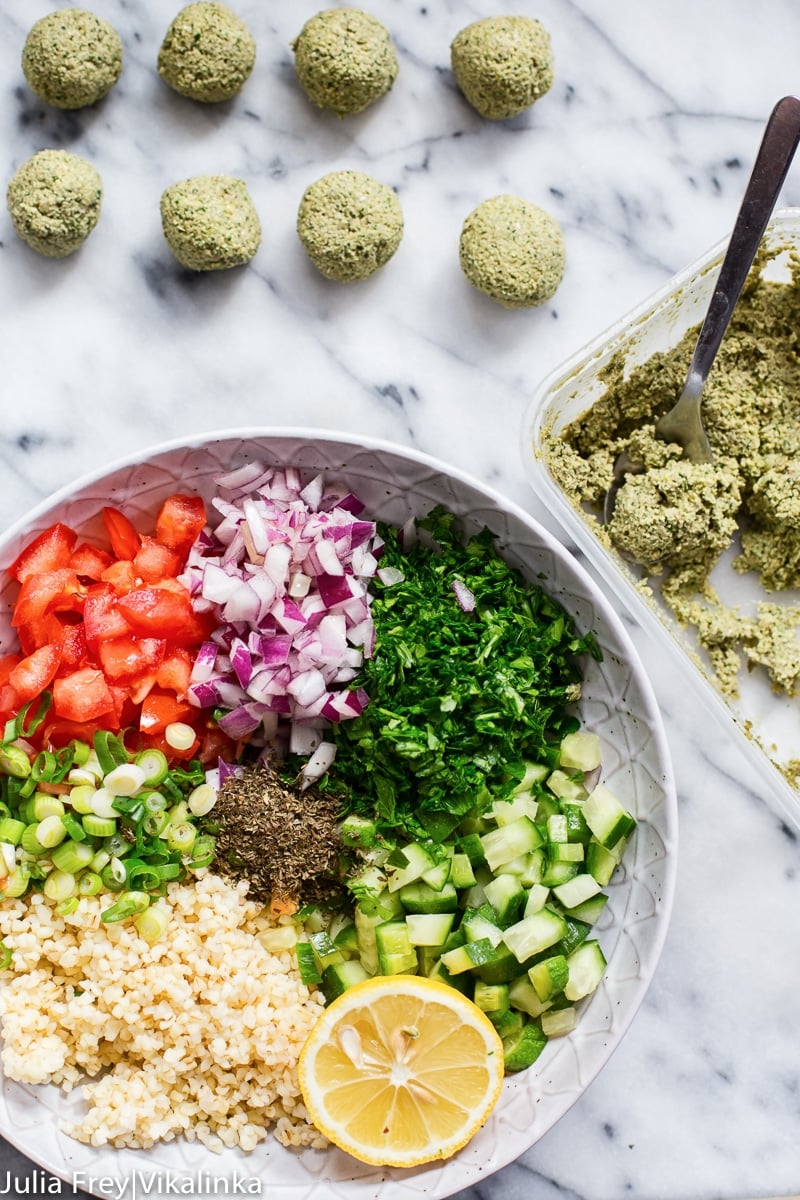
<box><xmin>513</xmin><ymin>762</ymin><xmax>550</xmax><ymax>793</ymax></box>
<box><xmin>375</xmin><ymin>921</ymin><xmax>418</xmax><ymax>974</ymax></box>
<box><xmin>421</xmin><ymin>856</ymin><xmax>452</xmax><ymax>891</ymax></box>
<box><xmin>308</xmin><ymin>931</ymin><xmax>344</xmax><ymax>972</ymax></box>
<box><xmin>385</xmin><ymin>842</ymin><xmax>437</xmax><ymax>891</ymax></box>
<box><xmin>405</xmin><ymin>912</ymin><xmax>455</xmax><ymax>946</ymax></box>
<box><xmin>523</xmin><ymin>883</ymin><xmax>549</xmax><ymax>918</ymax></box>
<box><xmin>427</xmin><ymin>956</ymin><xmax>471</xmax><ymax>994</ymax></box>
<box><xmin>488</xmin><ymin>1008</ymin><xmax>524</xmax><ymax>1038</ymax></box>
<box><xmin>529</xmin><ymin>953</ymin><xmax>569</xmax><ymax>1002</ymax></box>
<box><xmin>416</xmin><ymin>945</ymin><xmax>442</xmax><ymax>975</ymax></box>
<box><xmin>321</xmin><ymin>959</ymin><xmax>370</xmax><ymax>1002</ymax></box>
<box><xmin>480</xmin><ymin>816</ymin><xmax>543</xmax><ymax>872</ymax></box>
<box><xmin>564</xmin><ymin>940</ymin><xmax>606</xmax><ymax>1001</ymax></box>
<box><xmin>457</xmin><ymin>832</ymin><xmax>487</xmax><ymax>867</ymax></box>
<box><xmin>502</xmin><ymin>1022</ymin><xmax>548</xmax><ymax>1071</ymax></box>
<box><xmin>586</xmin><ymin>838</ymin><xmax>624</xmax><ymax>885</ymax></box>
<box><xmin>582</xmin><ymin>785</ymin><xmax>636</xmax><ymax>849</ymax></box>
<box><xmin>346</xmin><ymin>863</ymin><xmax>388</xmax><ymax>901</ymax></box>
<box><xmin>332</xmin><ymin>922</ymin><xmax>360</xmax><ymax>956</ymax></box>
<box><xmin>475</xmin><ymin>944</ymin><xmax>536</xmax><ymax>985</ymax></box>
<box><xmin>482</xmin><ymin>873</ymin><xmax>526</xmax><ymax>926</ymax></box>
<box><xmin>557</xmin><ymin>915</ymin><xmax>592</xmax><ymax>956</ymax></box>
<box><xmin>567</xmin><ymin>893</ymin><xmax>609</xmax><ymax>925</ymax></box>
<box><xmin>507</xmin><ymin>975</ymin><xmax>553</xmax><ymax>1018</ymax></box>
<box><xmin>547</xmin><ymin>841</ymin><xmax>585</xmax><ymax>864</ymax></box>
<box><xmin>340</xmin><ymin>814</ymin><xmax>378</xmax><ymax>849</ymax></box>
<box><xmin>546</xmin><ymin>813</ymin><xmax>569</xmax><ymax>844</ymax></box>
<box><xmin>499</xmin><ymin>848</ymin><xmax>545</xmax><ymax>886</ymax></box>
<box><xmin>540</xmin><ymin>1006</ymin><xmax>577</xmax><ymax>1036</ymax></box>
<box><xmin>540</xmin><ymin>859</ymin><xmax>580</xmax><ymax>888</ymax></box>
<box><xmin>398</xmin><ymin>880</ymin><xmax>458</xmax><ymax>913</ymax></box>
<box><xmin>492</xmin><ymin>794</ymin><xmax>539</xmax><ymax>826</ymax></box>
<box><xmin>473</xmin><ymin>980</ymin><xmax>509</xmax><ymax>1014</ymax></box>
<box><xmin>461</xmin><ymin>907</ymin><xmax>504</xmax><ymax>949</ymax></box>
<box><xmin>546</xmin><ymin>769</ymin><xmax>588</xmax><ymax>801</ymax></box>
<box><xmin>440</xmin><ymin>937</ymin><xmax>496</xmax><ymax>975</ymax></box>
<box><xmin>295</xmin><ymin>941</ymin><xmax>321</xmax><ymax>986</ymax></box>
<box><xmin>354</xmin><ymin>904</ymin><xmax>386</xmax><ymax>975</ymax></box>
<box><xmin>558</xmin><ymin>731</ymin><xmax>601</xmax><ymax>772</ymax></box>
<box><xmin>563</xmin><ymin>802</ymin><xmax>592</xmax><ymax>844</ymax></box>
<box><xmin>450</xmin><ymin>852</ymin><xmax>476</xmax><ymax>889</ymax></box>
<box><xmin>501</xmin><ymin>908</ymin><xmax>567</xmax><ymax>962</ymax></box>
<box><xmin>552</xmin><ymin>872</ymin><xmax>602</xmax><ymax>910</ymax></box>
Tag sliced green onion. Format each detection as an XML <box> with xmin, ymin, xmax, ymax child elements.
<box><xmin>0</xmin><ymin>817</ymin><xmax>26</xmax><ymax>846</ymax></box>
<box><xmin>103</xmin><ymin>833</ymin><xmax>132</xmax><ymax>858</ymax></box>
<box><xmin>77</xmin><ymin>870</ymin><xmax>103</xmax><ymax>896</ymax></box>
<box><xmin>92</xmin><ymin>730</ymin><xmax>129</xmax><ymax>776</ymax></box>
<box><xmin>106</xmin><ymin>856</ymin><xmax>128</xmax><ymax>886</ymax></box>
<box><xmin>0</xmin><ymin>941</ymin><xmax>13</xmax><ymax>969</ymax></box>
<box><xmin>141</xmin><ymin>790</ymin><xmax>168</xmax><ymax>813</ymax></box>
<box><xmin>20</xmin><ymin>825</ymin><xmax>46</xmax><ymax>856</ymax></box>
<box><xmin>143</xmin><ymin>811</ymin><xmax>169</xmax><ymax>837</ymax></box>
<box><xmin>82</xmin><ymin>814</ymin><xmax>117</xmax><ymax>838</ymax></box>
<box><xmin>166</xmin><ymin>822</ymin><xmax>196</xmax><ymax>854</ymax></box>
<box><xmin>68</xmin><ymin>740</ymin><xmax>91</xmax><ymax>767</ymax></box>
<box><xmin>36</xmin><ymin>815</ymin><xmax>68</xmax><ymax>849</ymax></box>
<box><xmin>134</xmin><ymin>749</ymin><xmax>169</xmax><ymax>787</ymax></box>
<box><xmin>57</xmin><ymin>896</ymin><xmax>80</xmax><ymax>916</ymax></box>
<box><xmin>32</xmin><ymin>793</ymin><xmax>65</xmax><ymax>821</ymax></box>
<box><xmin>188</xmin><ymin>784</ymin><xmax>216</xmax><ymax>817</ymax></box>
<box><xmin>134</xmin><ymin>905</ymin><xmax>169</xmax><ymax>943</ymax></box>
<box><xmin>0</xmin><ymin>745</ymin><xmax>32</xmax><ymax>779</ymax></box>
<box><xmin>89</xmin><ymin>788</ymin><xmax>119</xmax><ymax>819</ymax></box>
<box><xmin>90</xmin><ymin>848</ymin><xmax>111</xmax><ymax>873</ymax></box>
<box><xmin>104</xmin><ymin>763</ymin><xmax>146</xmax><ymax>797</ymax></box>
<box><xmin>68</xmin><ymin>784</ymin><xmax>97</xmax><ymax>814</ymax></box>
<box><xmin>101</xmin><ymin>890</ymin><xmax>150</xmax><ymax>923</ymax></box>
<box><xmin>188</xmin><ymin>835</ymin><xmax>215</xmax><ymax>869</ymax></box>
<box><xmin>3</xmin><ymin>864</ymin><xmax>31</xmax><ymax>897</ymax></box>
<box><xmin>43</xmin><ymin>869</ymin><xmax>77</xmax><ymax>902</ymax></box>
<box><xmin>165</xmin><ymin>722</ymin><xmax>196</xmax><ymax>751</ymax></box>
<box><xmin>51</xmin><ymin>840</ymin><xmax>94</xmax><ymax>874</ymax></box>
<box><xmin>60</xmin><ymin>812</ymin><xmax>87</xmax><ymax>841</ymax></box>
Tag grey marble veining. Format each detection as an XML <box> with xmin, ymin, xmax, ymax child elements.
<box><xmin>1</xmin><ymin>1</ymin><xmax>800</xmax><ymax>1198</ymax></box>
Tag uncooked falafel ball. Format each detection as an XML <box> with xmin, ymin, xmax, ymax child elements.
<box><xmin>158</xmin><ymin>2</ymin><xmax>256</xmax><ymax>103</ymax></box>
<box><xmin>7</xmin><ymin>149</ymin><xmax>102</xmax><ymax>258</ymax></box>
<box><xmin>160</xmin><ymin>175</ymin><xmax>261</xmax><ymax>271</ymax></box>
<box><xmin>292</xmin><ymin>8</ymin><xmax>398</xmax><ymax>117</ymax></box>
<box><xmin>459</xmin><ymin>195</ymin><xmax>565</xmax><ymax>308</ymax></box>
<box><xmin>22</xmin><ymin>8</ymin><xmax>123</xmax><ymax>110</ymax></box>
<box><xmin>451</xmin><ymin>16</ymin><xmax>553</xmax><ymax>120</ymax></box>
<box><xmin>297</xmin><ymin>169</ymin><xmax>403</xmax><ymax>282</ymax></box>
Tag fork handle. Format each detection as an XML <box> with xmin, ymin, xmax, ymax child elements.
<box><xmin>685</xmin><ymin>94</ymin><xmax>800</xmax><ymax>397</ymax></box>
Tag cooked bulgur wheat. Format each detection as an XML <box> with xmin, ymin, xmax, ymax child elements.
<box><xmin>0</xmin><ymin>873</ymin><xmax>328</xmax><ymax>1152</ymax></box>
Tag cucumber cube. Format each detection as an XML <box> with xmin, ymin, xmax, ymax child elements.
<box><xmin>309</xmin><ymin>931</ymin><xmax>344</xmax><ymax>972</ymax></box>
<box><xmin>552</xmin><ymin>872</ymin><xmax>602</xmax><ymax>910</ymax></box>
<box><xmin>567</xmin><ymin>893</ymin><xmax>609</xmax><ymax>925</ymax></box>
<box><xmin>473</xmin><ymin>980</ymin><xmax>509</xmax><ymax>1014</ymax></box>
<box><xmin>513</xmin><ymin>762</ymin><xmax>549</xmax><ymax>793</ymax></box>
<box><xmin>386</xmin><ymin>842</ymin><xmax>437</xmax><ymax>891</ymax></box>
<box><xmin>398</xmin><ymin>880</ymin><xmax>458</xmax><ymax>913</ymax></box>
<box><xmin>508</xmin><ymin>975</ymin><xmax>553</xmax><ymax>1018</ymax></box>
<box><xmin>529</xmin><ymin>953</ymin><xmax>569</xmax><ymax>1002</ymax></box>
<box><xmin>540</xmin><ymin>1006</ymin><xmax>577</xmax><ymax>1037</ymax></box>
<box><xmin>488</xmin><ymin>1008</ymin><xmax>524</xmax><ymax>1039</ymax></box>
<box><xmin>546</xmin><ymin>769</ymin><xmax>588</xmax><ymax>801</ymax></box>
<box><xmin>582</xmin><ymin>785</ymin><xmax>636</xmax><ymax>849</ymax></box>
<box><xmin>564</xmin><ymin>940</ymin><xmax>607</xmax><ymax>1001</ymax></box>
<box><xmin>558</xmin><ymin>731</ymin><xmax>601</xmax><ymax>772</ymax></box>
<box><xmin>502</xmin><ymin>908</ymin><xmax>567</xmax><ymax>961</ymax></box>
<box><xmin>294</xmin><ymin>941</ymin><xmax>321</xmax><ymax>986</ymax></box>
<box><xmin>321</xmin><ymin>959</ymin><xmax>370</xmax><ymax>1002</ymax></box>
<box><xmin>492</xmin><ymin>794</ymin><xmax>539</xmax><ymax>826</ymax></box>
<box><xmin>502</xmin><ymin>1022</ymin><xmax>548</xmax><ymax>1071</ymax></box>
<box><xmin>586</xmin><ymin>838</ymin><xmax>624</xmax><ymax>885</ymax></box>
<box><xmin>440</xmin><ymin>937</ymin><xmax>496</xmax><ymax>975</ymax></box>
<box><xmin>340</xmin><ymin>814</ymin><xmax>378</xmax><ymax>849</ymax></box>
<box><xmin>450</xmin><ymin>852</ymin><xmax>476</xmax><ymax>889</ymax></box>
<box><xmin>480</xmin><ymin>816</ymin><xmax>543</xmax><ymax>872</ymax></box>
<box><xmin>405</xmin><ymin>912</ymin><xmax>455</xmax><ymax>947</ymax></box>
<box><xmin>483</xmin><ymin>873</ymin><xmax>526</xmax><ymax>926</ymax></box>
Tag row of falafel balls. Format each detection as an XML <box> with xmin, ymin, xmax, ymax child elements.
<box><xmin>7</xmin><ymin>4</ymin><xmax>566</xmax><ymax>308</ymax></box>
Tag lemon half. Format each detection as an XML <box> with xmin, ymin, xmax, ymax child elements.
<box><xmin>298</xmin><ymin>975</ymin><xmax>505</xmax><ymax>1168</ymax></box>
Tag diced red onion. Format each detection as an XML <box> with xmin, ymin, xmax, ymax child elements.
<box><xmin>453</xmin><ymin>578</ymin><xmax>476</xmax><ymax>612</ymax></box>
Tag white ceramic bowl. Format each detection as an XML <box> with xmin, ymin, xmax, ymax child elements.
<box><xmin>0</xmin><ymin>429</ymin><xmax>677</xmax><ymax>1200</ymax></box>
<box><xmin>522</xmin><ymin>208</ymin><xmax>800</xmax><ymax>834</ymax></box>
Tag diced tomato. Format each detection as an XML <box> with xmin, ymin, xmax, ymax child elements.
<box><xmin>9</xmin><ymin>644</ymin><xmax>61</xmax><ymax>703</ymax></box>
<box><xmin>82</xmin><ymin>586</ymin><xmax>132</xmax><ymax>644</ymax></box>
<box><xmin>102</xmin><ymin>507</ymin><xmax>141</xmax><ymax>561</ymax></box>
<box><xmin>16</xmin><ymin>612</ymin><xmax>64</xmax><ymax>656</ymax></box>
<box><xmin>0</xmin><ymin>655</ymin><xmax>21</xmax><ymax>686</ymax></box>
<box><xmin>193</xmin><ymin>721</ymin><xmax>237</xmax><ymax>766</ymax></box>
<box><xmin>69</xmin><ymin>542</ymin><xmax>114</xmax><ymax>580</ymax></box>
<box><xmin>12</xmin><ymin>569</ymin><xmax>84</xmax><ymax>627</ymax></box>
<box><xmin>117</xmin><ymin>586</ymin><xmax>213</xmax><ymax>644</ymax></box>
<box><xmin>155</xmin><ymin>494</ymin><xmax>206</xmax><ymax>558</ymax></box>
<box><xmin>58</xmin><ymin>620</ymin><xmax>87</xmax><ymax>670</ymax></box>
<box><xmin>52</xmin><ymin>667</ymin><xmax>115</xmax><ymax>722</ymax></box>
<box><xmin>100</xmin><ymin>559</ymin><xmax>138</xmax><ymax>593</ymax></box>
<box><xmin>139</xmin><ymin>689</ymin><xmax>195</xmax><ymax>735</ymax></box>
<box><xmin>155</xmin><ymin>647</ymin><xmax>192</xmax><ymax>697</ymax></box>
<box><xmin>133</xmin><ymin>536</ymin><xmax>183</xmax><ymax>582</ymax></box>
<box><xmin>98</xmin><ymin>635</ymin><xmax>166</xmax><ymax>682</ymax></box>
<box><xmin>9</xmin><ymin>523</ymin><xmax>77</xmax><ymax>583</ymax></box>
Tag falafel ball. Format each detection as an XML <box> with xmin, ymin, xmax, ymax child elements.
<box><xmin>296</xmin><ymin>169</ymin><xmax>403</xmax><ymax>282</ymax></box>
<box><xmin>451</xmin><ymin>16</ymin><xmax>553</xmax><ymax>121</ymax></box>
<box><xmin>7</xmin><ymin>149</ymin><xmax>102</xmax><ymax>258</ymax></box>
<box><xmin>160</xmin><ymin>175</ymin><xmax>262</xmax><ymax>271</ymax></box>
<box><xmin>22</xmin><ymin>8</ymin><xmax>123</xmax><ymax>110</ymax></box>
<box><xmin>158</xmin><ymin>2</ymin><xmax>256</xmax><ymax>103</ymax></box>
<box><xmin>459</xmin><ymin>194</ymin><xmax>565</xmax><ymax>308</ymax></box>
<box><xmin>292</xmin><ymin>8</ymin><xmax>398</xmax><ymax>117</ymax></box>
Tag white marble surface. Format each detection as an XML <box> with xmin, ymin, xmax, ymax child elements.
<box><xmin>1</xmin><ymin>1</ymin><xmax>799</xmax><ymax>1198</ymax></box>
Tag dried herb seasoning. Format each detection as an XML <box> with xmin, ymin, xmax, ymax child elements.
<box><xmin>212</xmin><ymin>762</ymin><xmax>345</xmax><ymax>913</ymax></box>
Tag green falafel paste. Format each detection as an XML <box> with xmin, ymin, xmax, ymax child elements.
<box><xmin>546</xmin><ymin>246</ymin><xmax>800</xmax><ymax>700</ymax></box>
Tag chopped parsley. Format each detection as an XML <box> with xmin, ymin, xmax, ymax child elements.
<box><xmin>328</xmin><ymin>507</ymin><xmax>601</xmax><ymax>838</ymax></box>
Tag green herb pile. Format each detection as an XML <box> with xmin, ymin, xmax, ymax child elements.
<box><xmin>328</xmin><ymin>508</ymin><xmax>601</xmax><ymax>839</ymax></box>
